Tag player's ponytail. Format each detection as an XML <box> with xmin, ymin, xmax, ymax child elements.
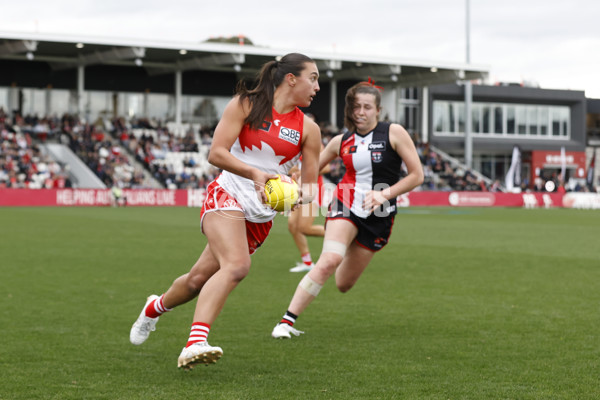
<box><xmin>237</xmin><ymin>53</ymin><xmax>314</xmax><ymax>130</ymax></box>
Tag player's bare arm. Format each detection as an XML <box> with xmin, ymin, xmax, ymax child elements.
<box><xmin>387</xmin><ymin>124</ymin><xmax>424</xmax><ymax>198</ymax></box>
<box><xmin>298</xmin><ymin>115</ymin><xmax>321</xmax><ymax>202</ymax></box>
<box><xmin>208</xmin><ymin>96</ymin><xmax>277</xmax><ymax>195</ymax></box>
<box><xmin>319</xmin><ymin>133</ymin><xmax>342</xmax><ymax>171</ymax></box>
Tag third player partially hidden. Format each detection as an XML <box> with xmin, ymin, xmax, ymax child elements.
<box><xmin>272</xmin><ymin>79</ymin><xmax>424</xmax><ymax>339</ymax></box>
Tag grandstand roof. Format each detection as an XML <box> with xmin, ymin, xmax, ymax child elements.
<box><xmin>0</xmin><ymin>31</ymin><xmax>488</xmax><ymax>87</ymax></box>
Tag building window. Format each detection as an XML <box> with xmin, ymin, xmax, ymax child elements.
<box><xmin>432</xmin><ymin>100</ymin><xmax>571</xmax><ymax>139</ymax></box>
<box><xmin>517</xmin><ymin>105</ymin><xmax>527</xmax><ymax>135</ymax></box>
<box><xmin>506</xmin><ymin>105</ymin><xmax>516</xmax><ymax>134</ymax></box>
<box><xmin>457</xmin><ymin>103</ymin><xmax>465</xmax><ymax>133</ymax></box>
<box><xmin>402</xmin><ymin>105</ymin><xmax>418</xmax><ymax>133</ymax></box>
<box><xmin>551</xmin><ymin>106</ymin><xmax>561</xmax><ymax>136</ymax></box>
<box><xmin>433</xmin><ymin>102</ymin><xmax>446</xmax><ymax>133</ymax></box>
<box><xmin>560</xmin><ymin>107</ymin><xmax>569</xmax><ymax>137</ymax></box>
<box><xmin>494</xmin><ymin>106</ymin><xmax>503</xmax><ymax>134</ymax></box>
<box><xmin>472</xmin><ymin>103</ymin><xmax>481</xmax><ymax>133</ymax></box>
<box><xmin>0</xmin><ymin>87</ymin><xmax>8</xmax><ymax>110</ymax></box>
<box><xmin>482</xmin><ymin>105</ymin><xmax>491</xmax><ymax>134</ymax></box>
<box><xmin>539</xmin><ymin>107</ymin><xmax>549</xmax><ymax>136</ymax></box>
<box><xmin>528</xmin><ymin>106</ymin><xmax>538</xmax><ymax>135</ymax></box>
<box><xmin>553</xmin><ymin>106</ymin><xmax>569</xmax><ymax>137</ymax></box>
<box><xmin>448</xmin><ymin>103</ymin><xmax>456</xmax><ymax>133</ymax></box>
<box><xmin>21</xmin><ymin>88</ymin><xmax>47</xmax><ymax>116</ymax></box>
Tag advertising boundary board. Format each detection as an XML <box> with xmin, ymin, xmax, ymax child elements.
<box><xmin>1</xmin><ymin>189</ymin><xmax>599</xmax><ymax>209</ymax></box>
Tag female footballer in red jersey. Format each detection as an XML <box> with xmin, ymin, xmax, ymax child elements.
<box><xmin>130</xmin><ymin>53</ymin><xmax>321</xmax><ymax>369</ymax></box>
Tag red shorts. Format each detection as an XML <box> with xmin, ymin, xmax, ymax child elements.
<box><xmin>200</xmin><ymin>180</ymin><xmax>272</xmax><ymax>255</ymax></box>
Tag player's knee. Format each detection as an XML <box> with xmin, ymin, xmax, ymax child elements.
<box><xmin>336</xmin><ymin>280</ymin><xmax>355</xmax><ymax>293</ymax></box>
<box><xmin>299</xmin><ymin>225</ymin><xmax>314</xmax><ymax>235</ymax></box>
<box><xmin>321</xmin><ymin>240</ymin><xmax>347</xmax><ymax>263</ymax></box>
<box><xmin>184</xmin><ymin>275</ymin><xmax>202</xmax><ymax>292</ymax></box>
<box><xmin>288</xmin><ymin>219</ymin><xmax>298</xmax><ymax>234</ymax></box>
<box><xmin>315</xmin><ymin>253</ymin><xmax>343</xmax><ymax>276</ymax></box>
<box><xmin>297</xmin><ymin>219</ymin><xmax>313</xmax><ymax>234</ymax></box>
<box><xmin>225</xmin><ymin>258</ymin><xmax>252</xmax><ymax>282</ymax></box>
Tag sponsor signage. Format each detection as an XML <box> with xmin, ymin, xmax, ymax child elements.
<box><xmin>1</xmin><ymin>189</ymin><xmax>597</xmax><ymax>209</ymax></box>
<box><xmin>562</xmin><ymin>193</ymin><xmax>600</xmax><ymax>209</ymax></box>
<box><xmin>278</xmin><ymin>127</ymin><xmax>301</xmax><ymax>145</ymax></box>
<box><xmin>448</xmin><ymin>192</ymin><xmax>496</xmax><ymax>207</ymax></box>
<box><xmin>0</xmin><ymin>189</ymin><xmax>186</xmax><ymax>207</ymax></box>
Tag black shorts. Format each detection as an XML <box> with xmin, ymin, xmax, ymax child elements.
<box><xmin>326</xmin><ymin>198</ymin><xmax>395</xmax><ymax>252</ymax></box>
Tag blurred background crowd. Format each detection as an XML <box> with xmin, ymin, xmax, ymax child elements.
<box><xmin>1</xmin><ymin>108</ymin><xmax>592</xmax><ymax>193</ymax></box>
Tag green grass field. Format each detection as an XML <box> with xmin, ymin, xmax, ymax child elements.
<box><xmin>1</xmin><ymin>206</ymin><xmax>599</xmax><ymax>399</ymax></box>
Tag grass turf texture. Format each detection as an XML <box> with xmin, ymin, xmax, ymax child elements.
<box><xmin>1</xmin><ymin>206</ymin><xmax>599</xmax><ymax>399</ymax></box>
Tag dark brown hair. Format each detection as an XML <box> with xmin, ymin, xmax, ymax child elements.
<box><xmin>236</xmin><ymin>53</ymin><xmax>315</xmax><ymax>130</ymax></box>
<box><xmin>344</xmin><ymin>82</ymin><xmax>382</xmax><ymax>132</ymax></box>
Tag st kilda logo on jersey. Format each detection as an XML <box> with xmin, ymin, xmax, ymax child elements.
<box><xmin>369</xmin><ymin>141</ymin><xmax>385</xmax><ymax>163</ymax></box>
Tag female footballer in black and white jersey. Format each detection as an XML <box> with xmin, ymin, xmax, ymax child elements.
<box><xmin>272</xmin><ymin>79</ymin><xmax>424</xmax><ymax>338</ymax></box>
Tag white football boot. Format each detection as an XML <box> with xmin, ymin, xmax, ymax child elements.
<box><xmin>289</xmin><ymin>262</ymin><xmax>314</xmax><ymax>273</ymax></box>
<box><xmin>271</xmin><ymin>323</ymin><xmax>304</xmax><ymax>339</ymax></box>
<box><xmin>129</xmin><ymin>295</ymin><xmax>160</xmax><ymax>345</ymax></box>
<box><xmin>177</xmin><ymin>342</ymin><xmax>223</xmax><ymax>370</ymax></box>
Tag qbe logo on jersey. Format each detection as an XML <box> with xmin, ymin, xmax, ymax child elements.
<box><xmin>278</xmin><ymin>127</ymin><xmax>300</xmax><ymax>145</ymax></box>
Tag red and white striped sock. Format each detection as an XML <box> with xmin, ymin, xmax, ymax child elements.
<box><xmin>144</xmin><ymin>294</ymin><xmax>172</xmax><ymax>319</ymax></box>
<box><xmin>186</xmin><ymin>322</ymin><xmax>211</xmax><ymax>348</ymax></box>
<box><xmin>301</xmin><ymin>252</ymin><xmax>313</xmax><ymax>266</ymax></box>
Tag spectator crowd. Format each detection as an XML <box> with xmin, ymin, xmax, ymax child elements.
<box><xmin>1</xmin><ymin>108</ymin><xmax>596</xmax><ymax>194</ymax></box>
<box><xmin>0</xmin><ymin>108</ymin><xmax>71</xmax><ymax>189</ymax></box>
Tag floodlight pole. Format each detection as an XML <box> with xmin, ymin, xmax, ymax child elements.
<box><xmin>175</xmin><ymin>70</ymin><xmax>182</xmax><ymax>125</ymax></box>
<box><xmin>77</xmin><ymin>65</ymin><xmax>85</xmax><ymax>121</ymax></box>
<box><xmin>464</xmin><ymin>0</ymin><xmax>473</xmax><ymax>169</ymax></box>
<box><xmin>466</xmin><ymin>0</ymin><xmax>471</xmax><ymax>64</ymax></box>
<box><xmin>330</xmin><ymin>79</ymin><xmax>337</xmax><ymax>128</ymax></box>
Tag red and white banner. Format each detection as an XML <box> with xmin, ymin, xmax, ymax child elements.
<box><xmin>1</xmin><ymin>189</ymin><xmax>598</xmax><ymax>209</ymax></box>
<box><xmin>397</xmin><ymin>191</ymin><xmax>565</xmax><ymax>208</ymax></box>
<box><xmin>0</xmin><ymin>189</ymin><xmax>193</xmax><ymax>207</ymax></box>
<box><xmin>562</xmin><ymin>192</ymin><xmax>600</xmax><ymax>209</ymax></box>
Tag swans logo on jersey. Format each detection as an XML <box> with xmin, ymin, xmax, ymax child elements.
<box><xmin>372</xmin><ymin>151</ymin><xmax>383</xmax><ymax>163</ymax></box>
<box><xmin>279</xmin><ymin>127</ymin><xmax>300</xmax><ymax>145</ymax></box>
<box><xmin>224</xmin><ymin>199</ymin><xmax>238</xmax><ymax>208</ymax></box>
<box><xmin>274</xmin><ymin>119</ymin><xmax>281</xmax><ymax>126</ymax></box>
<box><xmin>368</xmin><ymin>141</ymin><xmax>386</xmax><ymax>151</ymax></box>
<box><xmin>260</xmin><ymin>121</ymin><xmax>272</xmax><ymax>132</ymax></box>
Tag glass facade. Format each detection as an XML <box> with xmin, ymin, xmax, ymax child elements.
<box><xmin>397</xmin><ymin>87</ymin><xmax>419</xmax><ymax>134</ymax></box>
<box><xmin>0</xmin><ymin>86</ymin><xmax>229</xmax><ymax>125</ymax></box>
<box><xmin>433</xmin><ymin>100</ymin><xmax>570</xmax><ymax>139</ymax></box>
<box><xmin>0</xmin><ymin>87</ymin><xmax>8</xmax><ymax>111</ymax></box>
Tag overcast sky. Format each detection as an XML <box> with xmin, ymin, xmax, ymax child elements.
<box><xmin>3</xmin><ymin>0</ymin><xmax>599</xmax><ymax>97</ymax></box>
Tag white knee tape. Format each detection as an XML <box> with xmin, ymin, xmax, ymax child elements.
<box><xmin>321</xmin><ymin>240</ymin><xmax>347</xmax><ymax>257</ymax></box>
<box><xmin>299</xmin><ymin>275</ymin><xmax>323</xmax><ymax>297</ymax></box>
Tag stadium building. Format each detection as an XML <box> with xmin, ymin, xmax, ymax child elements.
<box><xmin>0</xmin><ymin>31</ymin><xmax>597</xmax><ymax>191</ymax></box>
